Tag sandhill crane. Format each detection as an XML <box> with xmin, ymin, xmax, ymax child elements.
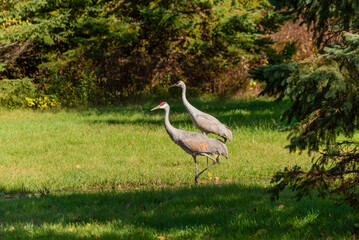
<box><xmin>151</xmin><ymin>102</ymin><xmax>228</xmax><ymax>184</ymax></box>
<box><xmin>169</xmin><ymin>81</ymin><xmax>233</xmax><ymax>143</ymax></box>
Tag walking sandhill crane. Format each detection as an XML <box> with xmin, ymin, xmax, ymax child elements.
<box><xmin>151</xmin><ymin>102</ymin><xmax>228</xmax><ymax>184</ymax></box>
<box><xmin>169</xmin><ymin>81</ymin><xmax>233</xmax><ymax>143</ymax></box>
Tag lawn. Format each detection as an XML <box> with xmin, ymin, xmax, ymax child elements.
<box><xmin>0</xmin><ymin>98</ymin><xmax>357</xmax><ymax>239</ymax></box>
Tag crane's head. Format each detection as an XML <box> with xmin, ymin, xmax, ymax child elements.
<box><xmin>151</xmin><ymin>102</ymin><xmax>169</xmax><ymax>111</ymax></box>
<box><xmin>169</xmin><ymin>81</ymin><xmax>185</xmax><ymax>88</ymax></box>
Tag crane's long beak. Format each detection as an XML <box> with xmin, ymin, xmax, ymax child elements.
<box><xmin>151</xmin><ymin>105</ymin><xmax>161</xmax><ymax>111</ymax></box>
<box><xmin>169</xmin><ymin>83</ymin><xmax>177</xmax><ymax>88</ymax></box>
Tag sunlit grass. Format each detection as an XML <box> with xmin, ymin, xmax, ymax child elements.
<box><xmin>0</xmin><ymin>98</ymin><xmax>309</xmax><ymax>192</ymax></box>
<box><xmin>0</xmin><ymin>98</ymin><xmax>357</xmax><ymax>239</ymax></box>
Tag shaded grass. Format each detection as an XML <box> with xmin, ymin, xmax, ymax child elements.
<box><xmin>0</xmin><ymin>98</ymin><xmax>357</xmax><ymax>239</ymax></box>
<box><xmin>0</xmin><ymin>184</ymin><xmax>356</xmax><ymax>239</ymax></box>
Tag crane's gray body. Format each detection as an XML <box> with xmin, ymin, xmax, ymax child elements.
<box><xmin>173</xmin><ymin>81</ymin><xmax>233</xmax><ymax>142</ymax></box>
<box><xmin>163</xmin><ymin>104</ymin><xmax>228</xmax><ymax>158</ymax></box>
<box><xmin>152</xmin><ymin>102</ymin><xmax>228</xmax><ymax>183</ymax></box>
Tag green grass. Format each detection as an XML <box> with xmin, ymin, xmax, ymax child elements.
<box><xmin>1</xmin><ymin>185</ymin><xmax>356</xmax><ymax>239</ymax></box>
<box><xmin>0</xmin><ymin>98</ymin><xmax>357</xmax><ymax>239</ymax></box>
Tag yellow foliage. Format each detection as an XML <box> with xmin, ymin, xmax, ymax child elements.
<box><xmin>24</xmin><ymin>96</ymin><xmax>60</xmax><ymax>109</ymax></box>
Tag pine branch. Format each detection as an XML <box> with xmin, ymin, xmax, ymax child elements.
<box><xmin>0</xmin><ymin>42</ymin><xmax>18</xmax><ymax>51</ymax></box>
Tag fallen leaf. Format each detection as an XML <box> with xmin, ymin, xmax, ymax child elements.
<box><xmin>76</xmin><ymin>165</ymin><xmax>81</xmax><ymax>169</ymax></box>
<box><xmin>326</xmin><ymin>237</ymin><xmax>333</xmax><ymax>240</ymax></box>
<box><xmin>255</xmin><ymin>229</ymin><xmax>267</xmax><ymax>237</ymax></box>
<box><xmin>158</xmin><ymin>236</ymin><xmax>165</xmax><ymax>240</ymax></box>
<box><xmin>278</xmin><ymin>204</ymin><xmax>285</xmax><ymax>209</ymax></box>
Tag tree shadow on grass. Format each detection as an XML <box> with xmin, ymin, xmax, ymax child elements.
<box><xmin>83</xmin><ymin>98</ymin><xmax>292</xmax><ymax>131</ymax></box>
<box><xmin>0</xmin><ymin>183</ymin><xmax>356</xmax><ymax>239</ymax></box>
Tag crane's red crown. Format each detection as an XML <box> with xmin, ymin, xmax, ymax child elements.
<box><xmin>160</xmin><ymin>102</ymin><xmax>166</xmax><ymax>106</ymax></box>
<box><xmin>177</xmin><ymin>81</ymin><xmax>180</xmax><ymax>83</ymax></box>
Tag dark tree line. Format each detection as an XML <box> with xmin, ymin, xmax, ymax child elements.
<box><xmin>0</xmin><ymin>0</ymin><xmax>287</xmax><ymax>107</ymax></box>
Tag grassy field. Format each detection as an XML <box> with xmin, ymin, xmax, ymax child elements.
<box><xmin>0</xmin><ymin>98</ymin><xmax>357</xmax><ymax>239</ymax></box>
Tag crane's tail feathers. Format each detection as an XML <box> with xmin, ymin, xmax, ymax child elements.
<box><xmin>224</xmin><ymin>126</ymin><xmax>233</xmax><ymax>142</ymax></box>
<box><xmin>215</xmin><ymin>139</ymin><xmax>228</xmax><ymax>159</ymax></box>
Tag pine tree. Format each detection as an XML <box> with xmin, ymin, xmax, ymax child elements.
<box><xmin>253</xmin><ymin>0</ymin><xmax>359</xmax><ymax>211</ymax></box>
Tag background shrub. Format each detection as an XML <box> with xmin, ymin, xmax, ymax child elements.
<box><xmin>0</xmin><ymin>0</ymin><xmax>289</xmax><ymax>106</ymax></box>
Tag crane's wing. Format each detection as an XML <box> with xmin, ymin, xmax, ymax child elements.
<box><xmin>194</xmin><ymin>113</ymin><xmax>233</xmax><ymax>141</ymax></box>
<box><xmin>175</xmin><ymin>130</ymin><xmax>228</xmax><ymax>158</ymax></box>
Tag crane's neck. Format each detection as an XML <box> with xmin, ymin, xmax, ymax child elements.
<box><xmin>163</xmin><ymin>106</ymin><xmax>177</xmax><ymax>140</ymax></box>
<box><xmin>181</xmin><ymin>84</ymin><xmax>193</xmax><ymax>111</ymax></box>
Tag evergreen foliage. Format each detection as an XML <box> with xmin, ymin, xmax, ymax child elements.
<box><xmin>252</xmin><ymin>0</ymin><xmax>359</xmax><ymax>212</ymax></box>
<box><xmin>0</xmin><ymin>0</ymin><xmax>285</xmax><ymax>105</ymax></box>
<box><xmin>253</xmin><ymin>32</ymin><xmax>359</xmax><ymax>210</ymax></box>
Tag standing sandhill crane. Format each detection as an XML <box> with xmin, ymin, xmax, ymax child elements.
<box><xmin>169</xmin><ymin>81</ymin><xmax>233</xmax><ymax>143</ymax></box>
<box><xmin>151</xmin><ymin>102</ymin><xmax>228</xmax><ymax>184</ymax></box>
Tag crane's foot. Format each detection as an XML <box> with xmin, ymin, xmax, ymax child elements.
<box><xmin>194</xmin><ymin>177</ymin><xmax>198</xmax><ymax>184</ymax></box>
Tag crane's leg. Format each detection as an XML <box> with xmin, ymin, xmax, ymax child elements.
<box><xmin>202</xmin><ymin>132</ymin><xmax>209</xmax><ymax>167</ymax></box>
<box><xmin>195</xmin><ymin>153</ymin><xmax>218</xmax><ymax>181</ymax></box>
<box><xmin>201</xmin><ymin>153</ymin><xmax>217</xmax><ymax>164</ymax></box>
<box><xmin>192</xmin><ymin>155</ymin><xmax>199</xmax><ymax>184</ymax></box>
